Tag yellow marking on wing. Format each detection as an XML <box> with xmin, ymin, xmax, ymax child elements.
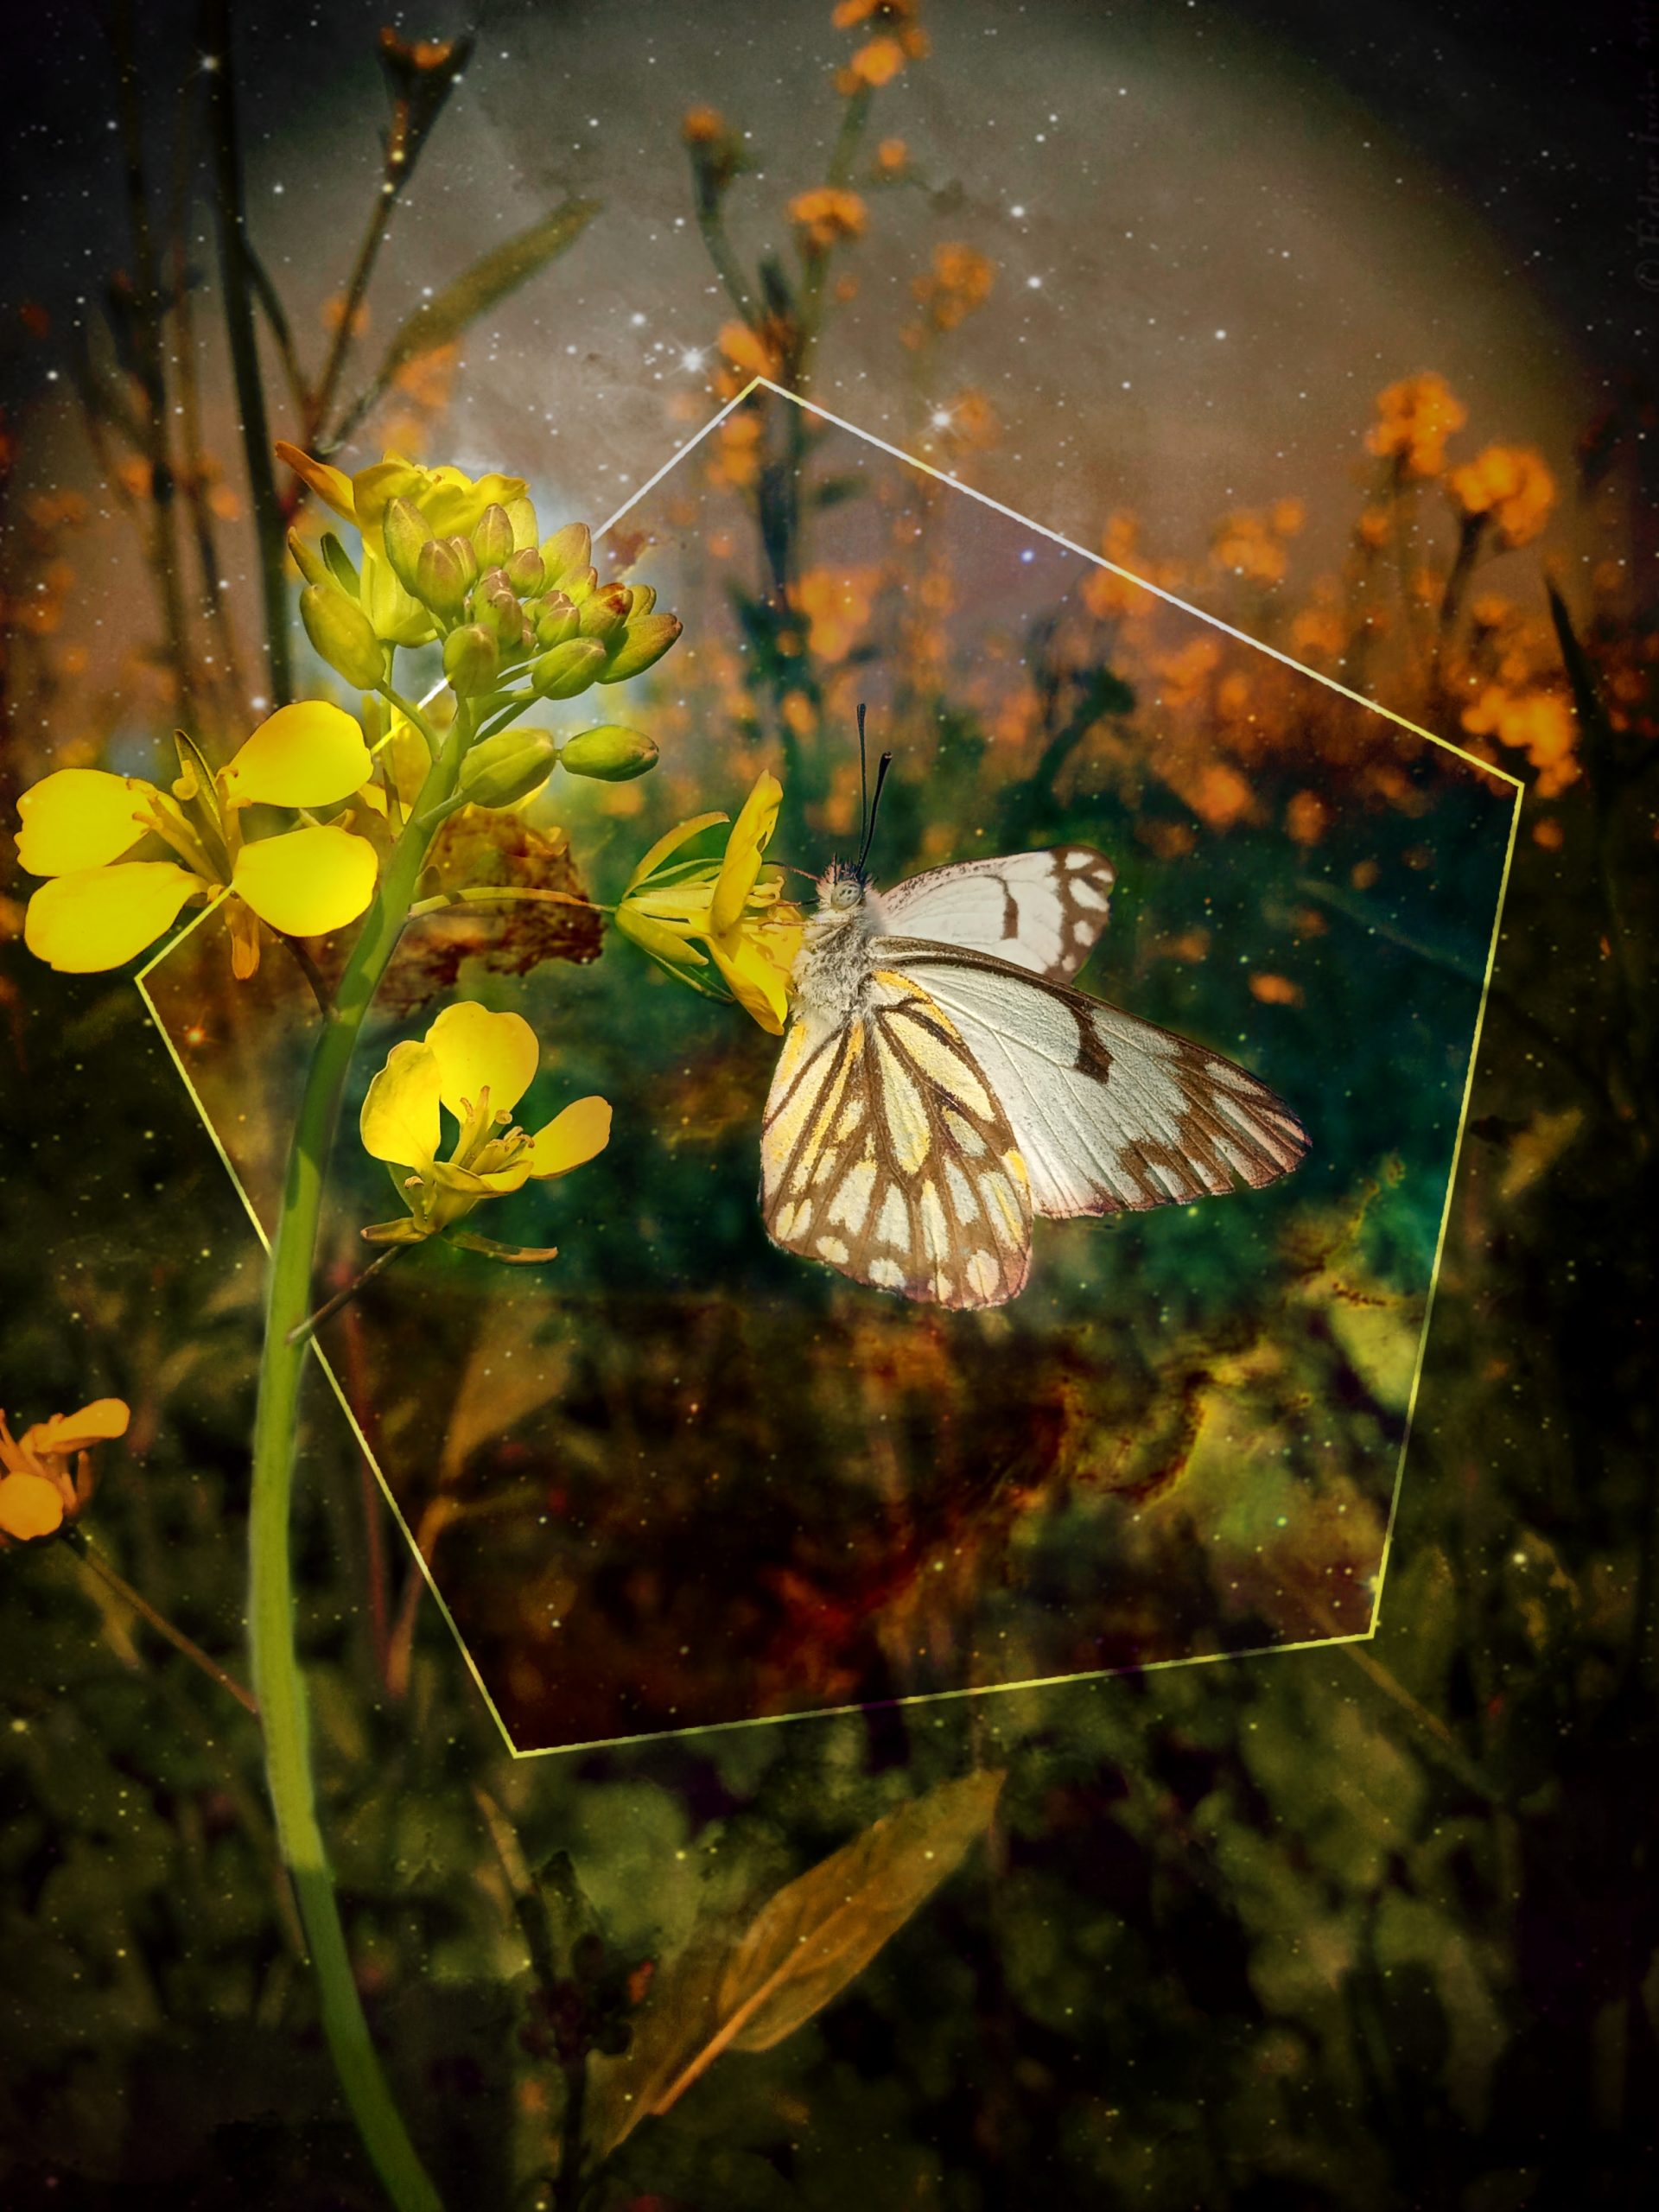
<box><xmin>896</xmin><ymin>1021</ymin><xmax>995</xmax><ymax>1121</ymax></box>
<box><xmin>830</xmin><ymin>1154</ymin><xmax>877</xmax><ymax>1231</ymax></box>
<box><xmin>877</xmin><ymin>1038</ymin><xmax>931</xmax><ymax>1174</ymax></box>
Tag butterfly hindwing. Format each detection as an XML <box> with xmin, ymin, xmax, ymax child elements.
<box><xmin>877</xmin><ymin>844</ymin><xmax>1115</xmax><ymax>982</ymax></box>
<box><xmin>760</xmin><ymin>969</ymin><xmax>1033</xmax><ymax>1308</ymax></box>
<box><xmin>878</xmin><ymin>937</ymin><xmax>1309</xmax><ymax>1221</ymax></box>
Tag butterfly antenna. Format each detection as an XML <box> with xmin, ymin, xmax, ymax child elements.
<box><xmin>857</xmin><ymin>748</ymin><xmax>894</xmax><ymax>874</ymax></box>
<box><xmin>856</xmin><ymin>702</ymin><xmax>869</xmax><ymax>855</ymax></box>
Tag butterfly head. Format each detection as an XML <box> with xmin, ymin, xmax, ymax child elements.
<box><xmin>818</xmin><ymin>857</ymin><xmax>870</xmax><ymax>912</ymax></box>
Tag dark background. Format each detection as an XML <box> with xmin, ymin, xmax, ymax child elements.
<box><xmin>2</xmin><ymin>3</ymin><xmax>1656</xmax><ymax>2207</ymax></box>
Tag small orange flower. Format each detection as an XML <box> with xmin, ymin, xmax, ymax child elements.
<box><xmin>1447</xmin><ymin>444</ymin><xmax>1556</xmax><ymax>549</ymax></box>
<box><xmin>1462</xmin><ymin>684</ymin><xmax>1579</xmax><ymax>796</ymax></box>
<box><xmin>1366</xmin><ymin>373</ymin><xmax>1467</xmax><ymax>478</ymax></box>
<box><xmin>788</xmin><ymin>188</ymin><xmax>868</xmax><ymax>252</ymax></box>
<box><xmin>0</xmin><ymin>1399</ymin><xmax>129</xmax><ymax>1547</ymax></box>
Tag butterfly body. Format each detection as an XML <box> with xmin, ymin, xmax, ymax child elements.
<box><xmin>761</xmin><ymin>844</ymin><xmax>1308</xmax><ymax>1310</ymax></box>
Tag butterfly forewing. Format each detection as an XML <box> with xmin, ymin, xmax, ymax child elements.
<box><xmin>879</xmin><ymin>938</ymin><xmax>1309</xmax><ymax>1221</ymax></box>
<box><xmin>878</xmin><ymin>845</ymin><xmax>1116</xmax><ymax>982</ymax></box>
<box><xmin>761</xmin><ymin>969</ymin><xmax>1033</xmax><ymax>1308</ymax></box>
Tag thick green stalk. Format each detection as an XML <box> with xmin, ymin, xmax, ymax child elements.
<box><xmin>247</xmin><ymin>703</ymin><xmax>467</xmax><ymax>2212</ymax></box>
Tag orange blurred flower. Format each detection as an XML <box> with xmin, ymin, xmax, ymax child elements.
<box><xmin>1462</xmin><ymin>684</ymin><xmax>1579</xmax><ymax>796</ymax></box>
<box><xmin>788</xmin><ymin>188</ymin><xmax>868</xmax><ymax>251</ymax></box>
<box><xmin>1367</xmin><ymin>373</ymin><xmax>1467</xmax><ymax>478</ymax></box>
<box><xmin>789</xmin><ymin>566</ymin><xmax>881</xmax><ymax>661</ymax></box>
<box><xmin>1286</xmin><ymin>791</ymin><xmax>1330</xmax><ymax>846</ymax></box>
<box><xmin>910</xmin><ymin>242</ymin><xmax>995</xmax><ymax>334</ymax></box>
<box><xmin>876</xmin><ymin>137</ymin><xmax>908</xmax><ymax>175</ymax></box>
<box><xmin>1248</xmin><ymin>972</ymin><xmax>1304</xmax><ymax>1007</ymax></box>
<box><xmin>1447</xmin><ymin>444</ymin><xmax>1556</xmax><ymax>548</ymax></box>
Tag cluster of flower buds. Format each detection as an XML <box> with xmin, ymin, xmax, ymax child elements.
<box><xmin>371</xmin><ymin>506</ymin><xmax>682</xmax><ymax>708</ymax></box>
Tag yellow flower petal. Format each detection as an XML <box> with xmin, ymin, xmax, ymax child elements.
<box><xmin>417</xmin><ymin>467</ymin><xmax>529</xmax><ymax>540</ymax></box>
<box><xmin>359</xmin><ymin>548</ymin><xmax>435</xmax><ymax>647</ymax></box>
<box><xmin>360</xmin><ymin>1039</ymin><xmax>442</xmax><ymax>1169</ymax></box>
<box><xmin>0</xmin><ymin>1470</ymin><xmax>64</xmax><ymax>1542</ymax></box>
<box><xmin>232</xmin><ymin>824</ymin><xmax>378</xmax><ymax>937</ymax></box>
<box><xmin>623</xmin><ymin>810</ymin><xmax>729</xmax><ymax>895</ymax></box>
<box><xmin>708</xmin><ymin>930</ymin><xmax>791</xmax><ymax>1034</ymax></box>
<box><xmin>349</xmin><ymin>457</ymin><xmax>429</xmax><ymax>540</ymax></box>
<box><xmin>429</xmin><ymin>1157</ymin><xmax>534</xmax><ymax>1198</ymax></box>
<box><xmin>709</xmin><ymin>772</ymin><xmax>782</xmax><ymax>938</ymax></box>
<box><xmin>527</xmin><ymin>1096</ymin><xmax>611</xmax><ymax>1179</ymax></box>
<box><xmin>24</xmin><ymin>861</ymin><xmax>204</xmax><ymax>972</ymax></box>
<box><xmin>425</xmin><ymin>1002</ymin><xmax>539</xmax><ymax>1119</ymax></box>
<box><xmin>22</xmin><ymin>1399</ymin><xmax>130</xmax><ymax>1458</ymax></box>
<box><xmin>275</xmin><ymin>442</ymin><xmax>358</xmax><ymax>523</ymax></box>
<box><xmin>16</xmin><ymin>768</ymin><xmax>154</xmax><ymax>875</ymax></box>
<box><xmin>221</xmin><ymin>702</ymin><xmax>373</xmax><ymax>809</ymax></box>
<box><xmin>614</xmin><ymin>905</ymin><xmax>709</xmax><ymax>967</ymax></box>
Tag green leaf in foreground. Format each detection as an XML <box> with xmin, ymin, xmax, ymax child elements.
<box><xmin>587</xmin><ymin>1769</ymin><xmax>1003</xmax><ymax>2157</ymax></box>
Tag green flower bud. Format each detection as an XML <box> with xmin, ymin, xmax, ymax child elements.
<box><xmin>458</xmin><ymin>727</ymin><xmax>561</xmax><ymax>808</ymax></box>
<box><xmin>530</xmin><ymin>636</ymin><xmax>607</xmax><ymax>699</ymax></box>
<box><xmin>577</xmin><ymin>582</ymin><xmax>631</xmax><ymax>644</ymax></box>
<box><xmin>533</xmin><ymin>592</ymin><xmax>579</xmax><ymax>648</ymax></box>
<box><xmin>600</xmin><ymin>613</ymin><xmax>684</xmax><ymax>684</ymax></box>
<box><xmin>558</xmin><ymin>723</ymin><xmax>659</xmax><ymax>781</ymax></box>
<box><xmin>444</xmin><ymin>622</ymin><xmax>500</xmax><ymax>696</ymax></box>
<box><xmin>415</xmin><ymin>537</ymin><xmax>470</xmax><ymax>621</ymax></box>
<box><xmin>505</xmin><ymin>496</ymin><xmax>540</xmax><ymax>552</ymax></box>
<box><xmin>474</xmin><ymin>579</ymin><xmax>528</xmax><ymax>648</ymax></box>
<box><xmin>472</xmin><ymin>503</ymin><xmax>515</xmax><ymax>569</ymax></box>
<box><xmin>288</xmin><ymin>529</ymin><xmax>331</xmax><ymax>589</ymax></box>
<box><xmin>540</xmin><ymin>521</ymin><xmax>591</xmax><ymax>586</ymax></box>
<box><xmin>505</xmin><ymin>545</ymin><xmax>546</xmax><ymax>597</ymax></box>
<box><xmin>384</xmin><ymin>496</ymin><xmax>434</xmax><ymax>594</ymax></box>
<box><xmin>300</xmin><ymin>582</ymin><xmax>385</xmax><ymax>688</ymax></box>
<box><xmin>626</xmin><ymin>583</ymin><xmax>657</xmax><ymax>617</ymax></box>
<box><xmin>321</xmin><ymin>532</ymin><xmax>360</xmax><ymax>596</ymax></box>
<box><xmin>563</xmin><ymin>564</ymin><xmax>598</xmax><ymax>606</ymax></box>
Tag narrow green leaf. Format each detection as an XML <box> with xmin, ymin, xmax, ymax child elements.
<box><xmin>373</xmin><ymin>201</ymin><xmax>601</xmax><ymax>384</ymax></box>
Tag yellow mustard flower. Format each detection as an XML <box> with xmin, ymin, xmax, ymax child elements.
<box><xmin>615</xmin><ymin>773</ymin><xmax>803</xmax><ymax>1034</ymax></box>
<box><xmin>276</xmin><ymin>445</ymin><xmax>528</xmax><ymax>563</ymax></box>
<box><xmin>0</xmin><ymin>1397</ymin><xmax>128</xmax><ymax>1547</ymax></box>
<box><xmin>15</xmin><ymin>702</ymin><xmax>380</xmax><ymax>976</ymax></box>
<box><xmin>359</xmin><ymin>1001</ymin><xmax>611</xmax><ymax>1253</ymax></box>
<box><xmin>278</xmin><ymin>443</ymin><xmax>535</xmax><ymax>649</ymax></box>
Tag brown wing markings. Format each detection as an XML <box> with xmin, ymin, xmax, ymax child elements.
<box><xmin>762</xmin><ymin>1022</ymin><xmax>842</xmax><ymax>1131</ymax></box>
<box><xmin>1046</xmin><ymin>843</ymin><xmax>1117</xmax><ymax>983</ymax></box>
<box><xmin>763</xmin><ymin>972</ymin><xmax>1034</xmax><ymax>1309</ymax></box>
<box><xmin>879</xmin><ymin>934</ymin><xmax>1309</xmax><ymax>1221</ymax></box>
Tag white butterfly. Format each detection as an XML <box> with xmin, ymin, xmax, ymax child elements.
<box><xmin>760</xmin><ymin>842</ymin><xmax>1309</xmax><ymax>1310</ymax></box>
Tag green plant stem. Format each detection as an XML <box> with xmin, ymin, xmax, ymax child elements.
<box><xmin>201</xmin><ymin>0</ymin><xmax>292</xmax><ymax>707</ymax></box>
<box><xmin>246</xmin><ymin>702</ymin><xmax>470</xmax><ymax>2212</ymax></box>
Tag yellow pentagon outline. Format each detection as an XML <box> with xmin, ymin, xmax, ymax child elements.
<box><xmin>135</xmin><ymin>379</ymin><xmax>1523</xmax><ymax>1758</ymax></box>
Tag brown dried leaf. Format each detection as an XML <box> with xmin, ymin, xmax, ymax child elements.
<box><xmin>586</xmin><ymin>1770</ymin><xmax>1003</xmax><ymax>2157</ymax></box>
<box><xmin>380</xmin><ymin>805</ymin><xmax>603</xmax><ymax>1017</ymax></box>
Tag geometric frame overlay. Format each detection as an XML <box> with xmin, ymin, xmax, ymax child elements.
<box><xmin>138</xmin><ymin>380</ymin><xmax>1522</xmax><ymax>1758</ymax></box>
